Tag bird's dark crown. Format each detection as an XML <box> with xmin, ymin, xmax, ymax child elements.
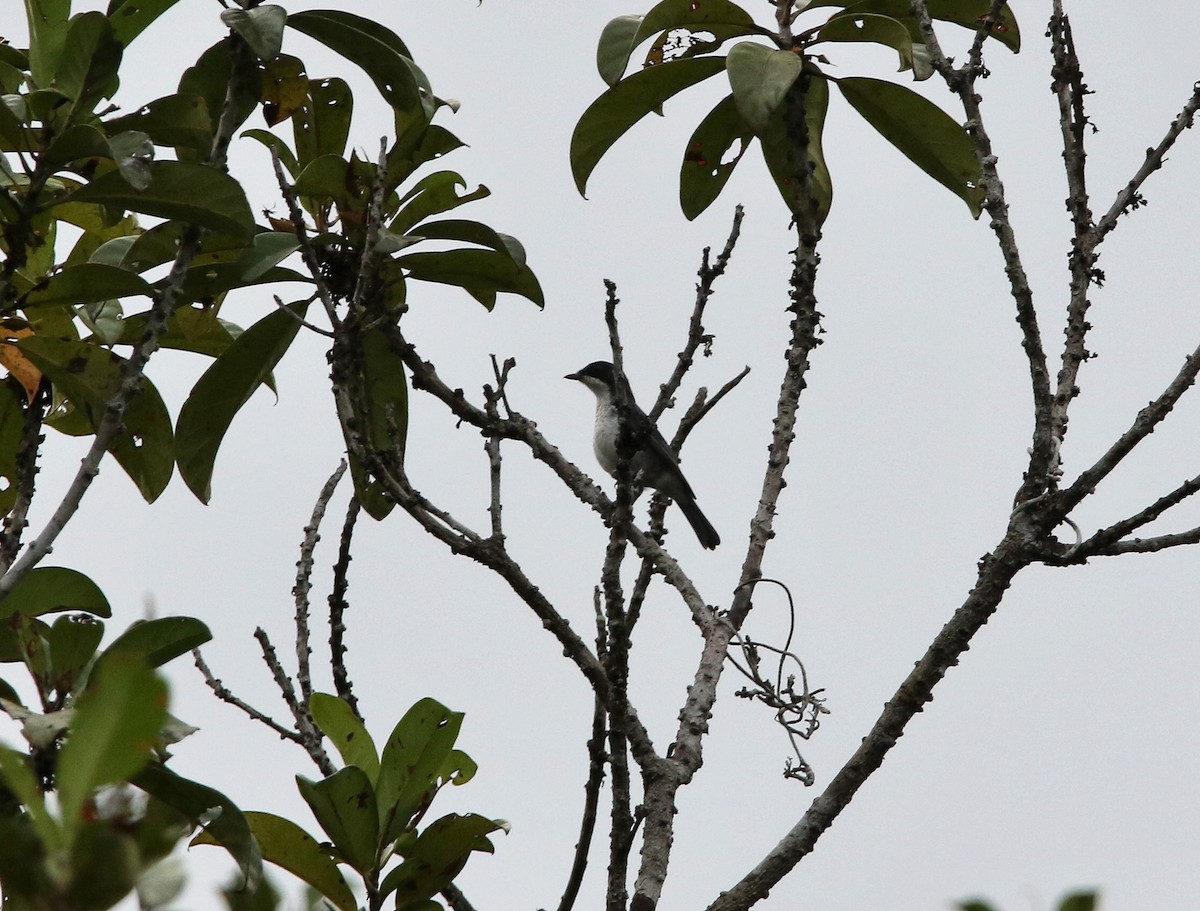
<box><xmin>567</xmin><ymin>361</ymin><xmax>616</xmax><ymax>385</ymax></box>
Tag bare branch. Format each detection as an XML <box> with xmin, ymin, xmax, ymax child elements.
<box><xmin>1087</xmin><ymin>527</ymin><xmax>1200</xmax><ymax>557</ymax></box>
<box><xmin>328</xmin><ymin>494</ymin><xmax>361</xmax><ymax>716</ymax></box>
<box><xmin>254</xmin><ymin>626</ymin><xmax>335</xmax><ymax>777</ymax></box>
<box><xmin>558</xmin><ymin>697</ymin><xmax>608</xmax><ymax>911</ymax></box>
<box><xmin>192</xmin><ymin>648</ymin><xmax>303</xmax><ymax>746</ymax></box>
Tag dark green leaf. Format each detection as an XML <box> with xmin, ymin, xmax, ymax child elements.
<box><xmin>725</xmin><ymin>42</ymin><xmax>802</xmax><ymax>133</ymax></box>
<box><xmin>397</xmin><ymin>249</ymin><xmax>544</xmax><ymax>309</ymax></box>
<box><xmin>177</xmin><ymin>231</ymin><xmax>304</xmax><ymax>300</ymax></box>
<box><xmin>175</xmin><ymin>301</ymin><xmax>308</xmax><ymax>502</ymax></box>
<box><xmin>25</xmin><ymin>0</ymin><xmax>71</xmax><ymax>88</ymax></box>
<box><xmin>138</xmin><ymin>762</ymin><xmax>263</xmax><ymax>889</ymax></box>
<box><xmin>0</xmin><ymin>384</ymin><xmax>25</xmax><ymax>516</ymax></box>
<box><xmin>286</xmin><ymin>11</ymin><xmax>428</xmax><ymax>116</ymax></box>
<box><xmin>102</xmin><ymin>616</ymin><xmax>212</xmax><ymax>667</ymax></box>
<box><xmin>178</xmin><ymin>38</ymin><xmax>260</xmax><ymax>150</ymax></box>
<box><xmin>46</xmin><ymin>613</ymin><xmax>104</xmax><ymax>694</ymax></box>
<box><xmin>375</xmin><ymin>698</ymin><xmax>463</xmax><ymax>844</ymax></box>
<box><xmin>104</xmin><ymin>93</ymin><xmax>213</xmax><ymax>153</ymax></box>
<box><xmin>379</xmin><ymin>813</ymin><xmax>506</xmax><ymax>907</ymax></box>
<box><xmin>0</xmin><ymin>745</ymin><xmax>61</xmax><ymax>849</ymax></box>
<box><xmin>402</xmin><ymin>219</ymin><xmax>526</xmax><ymax>267</ymax></box>
<box><xmin>817</xmin><ymin>13</ymin><xmax>918</xmax><ymax>75</ymax></box>
<box><xmin>836</xmin><ymin>75</ymin><xmax>983</xmax><ymax>217</ymax></box>
<box><xmin>571</xmin><ymin>56</ymin><xmax>727</xmax><ymax>197</ymax></box>
<box><xmin>57</xmin><ymin>653</ymin><xmax>167</xmax><ymax>843</ymax></box>
<box><xmin>220</xmin><ymin>812</ymin><xmax>354</xmax><ymax>911</ymax></box>
<box><xmin>65</xmin><ymin>821</ymin><xmax>140</xmax><ymax>910</ymax></box>
<box><xmin>1057</xmin><ymin>891</ymin><xmax>1098</xmax><ymax>911</ymax></box>
<box><xmin>679</xmin><ymin>93</ymin><xmax>753</xmax><ymax>220</ymax></box>
<box><xmin>294</xmin><ymin>77</ymin><xmax>353</xmax><ymax>168</ymax></box>
<box><xmin>957</xmin><ymin>902</ymin><xmax>996</xmax><ymax>911</ymax></box>
<box><xmin>22</xmin><ymin>262</ymin><xmax>155</xmax><ymax>308</ymax></box>
<box><xmin>0</xmin><ymin>566</ymin><xmax>112</xmax><ymax>620</ymax></box>
<box><xmin>360</xmin><ymin>328</ymin><xmax>408</xmax><ymax>461</ymax></box>
<box><xmin>54</xmin><ymin>12</ymin><xmax>123</xmax><ymax>115</ymax></box>
<box><xmin>107</xmin><ymin>129</ymin><xmax>154</xmax><ymax>189</ymax></box>
<box><xmin>106</xmin><ymin>0</ymin><xmax>187</xmax><ymax>47</ymax></box>
<box><xmin>65</xmin><ymin>160</ymin><xmax>256</xmax><ymax>240</ymax></box>
<box><xmin>597</xmin><ymin>16</ymin><xmax>643</xmax><ymax>87</ymax></box>
<box><xmin>242</xmin><ymin>128</ymin><xmax>299</xmax><ymax>177</ymax></box>
<box><xmin>116</xmin><ymin>310</ymin><xmax>243</xmax><ymax>360</ymax></box>
<box><xmin>296</xmin><ymin>767</ymin><xmax>379</xmax><ymax>873</ymax></box>
<box><xmin>18</xmin><ymin>335</ymin><xmax>176</xmax><ymax>501</ymax></box>
<box><xmin>220</xmin><ymin>5</ymin><xmax>286</xmax><ymax>62</ymax></box>
<box><xmin>310</xmin><ymin>692</ymin><xmax>380</xmax><ymax>780</ymax></box>
<box><xmin>806</xmin><ymin>0</ymin><xmax>1019</xmax><ymax>52</ymax></box>
<box><xmin>390</xmin><ymin>171</ymin><xmax>490</xmax><ymax>236</ymax></box>
<box><xmin>387</xmin><ymin>123</ymin><xmax>463</xmax><ymax>191</ymax></box>
<box><xmin>759</xmin><ymin>74</ymin><xmax>833</xmax><ymax>225</ymax></box>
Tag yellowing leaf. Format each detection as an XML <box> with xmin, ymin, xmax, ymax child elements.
<box><xmin>0</xmin><ymin>324</ymin><xmax>41</xmax><ymax>401</ymax></box>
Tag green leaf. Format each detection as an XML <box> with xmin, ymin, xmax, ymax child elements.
<box><xmin>138</xmin><ymin>762</ymin><xmax>262</xmax><ymax>889</ymax></box>
<box><xmin>390</xmin><ymin>171</ymin><xmax>490</xmax><ymax>237</ymax></box>
<box><xmin>294</xmin><ymin>77</ymin><xmax>353</xmax><ymax>168</ymax></box>
<box><xmin>597</xmin><ymin>16</ymin><xmax>643</xmax><ymax>87</ymax></box>
<box><xmin>102</xmin><ymin>616</ymin><xmax>212</xmax><ymax>667</ymax></box>
<box><xmin>175</xmin><ymin>301</ymin><xmax>308</xmax><ymax>502</ymax></box>
<box><xmin>53</xmin><ymin>12</ymin><xmax>123</xmax><ymax>116</ymax></box>
<box><xmin>65</xmin><ymin>160</ymin><xmax>256</xmax><ymax>240</ymax></box>
<box><xmin>679</xmin><ymin>93</ymin><xmax>753</xmax><ymax>220</ymax></box>
<box><xmin>806</xmin><ymin>0</ymin><xmax>1020</xmax><ymax>52</ymax></box>
<box><xmin>18</xmin><ymin>335</ymin><xmax>176</xmax><ymax>502</ymax></box>
<box><xmin>0</xmin><ymin>566</ymin><xmax>112</xmax><ymax>620</ymax></box>
<box><xmin>177</xmin><ymin>231</ymin><xmax>305</xmax><ymax>300</ymax></box>
<box><xmin>379</xmin><ymin>813</ymin><xmax>506</xmax><ymax>908</ymax></box>
<box><xmin>397</xmin><ymin>218</ymin><xmax>526</xmax><ymax>266</ymax></box>
<box><xmin>178</xmin><ymin>38</ymin><xmax>259</xmax><ymax>150</ymax></box>
<box><xmin>242</xmin><ymin>128</ymin><xmax>299</xmax><ymax>177</ymax></box>
<box><xmin>375</xmin><ymin>698</ymin><xmax>463</xmax><ymax>844</ymax></box>
<box><xmin>57</xmin><ymin>653</ymin><xmax>167</xmax><ymax>844</ymax></box>
<box><xmin>46</xmin><ymin>613</ymin><xmax>104</xmax><ymax>694</ymax></box>
<box><xmin>220</xmin><ymin>5</ymin><xmax>287</xmax><ymax>62</ymax></box>
<box><xmin>360</xmin><ymin>328</ymin><xmax>408</xmax><ymax>459</ymax></box>
<box><xmin>835</xmin><ymin>75</ymin><xmax>983</xmax><ymax>217</ymax></box>
<box><xmin>597</xmin><ymin>0</ymin><xmax>762</xmax><ymax>85</ymax></box>
<box><xmin>286</xmin><ymin>11</ymin><xmax>428</xmax><ymax>116</ymax></box>
<box><xmin>0</xmin><ymin>744</ymin><xmax>62</xmax><ymax>850</ymax></box>
<box><xmin>310</xmin><ymin>692</ymin><xmax>380</xmax><ymax>781</ymax></box>
<box><xmin>104</xmin><ymin>93</ymin><xmax>213</xmax><ymax>153</ymax></box>
<box><xmin>24</xmin><ymin>0</ymin><xmax>71</xmax><ymax>88</ymax></box>
<box><xmin>224</xmin><ymin>812</ymin><xmax>355</xmax><ymax>911</ymax></box>
<box><xmin>957</xmin><ymin>902</ymin><xmax>996</xmax><ymax>911</ymax></box>
<box><xmin>106</xmin><ymin>0</ymin><xmax>187</xmax><ymax>47</ymax></box>
<box><xmin>725</xmin><ymin>42</ymin><xmax>802</xmax><ymax>133</ymax></box>
<box><xmin>397</xmin><ymin>249</ymin><xmax>544</xmax><ymax>310</ymax></box>
<box><xmin>1057</xmin><ymin>891</ymin><xmax>1098</xmax><ymax>911</ymax></box>
<box><xmin>296</xmin><ymin>767</ymin><xmax>379</xmax><ymax>873</ymax></box>
<box><xmin>817</xmin><ymin>13</ymin><xmax>918</xmax><ymax>75</ymax></box>
<box><xmin>22</xmin><ymin>262</ymin><xmax>156</xmax><ymax>308</ymax></box>
<box><xmin>758</xmin><ymin>73</ymin><xmax>833</xmax><ymax>225</ymax></box>
<box><xmin>0</xmin><ymin>384</ymin><xmax>25</xmax><ymax>516</ymax></box>
<box><xmin>65</xmin><ymin>821</ymin><xmax>141</xmax><ymax>910</ymax></box>
<box><xmin>571</xmin><ymin>56</ymin><xmax>727</xmax><ymax>197</ymax></box>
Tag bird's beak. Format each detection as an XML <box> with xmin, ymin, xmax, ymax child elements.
<box><xmin>564</xmin><ymin>371</ymin><xmax>581</xmax><ymax>381</ymax></box>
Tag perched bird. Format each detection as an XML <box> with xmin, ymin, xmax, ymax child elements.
<box><xmin>566</xmin><ymin>360</ymin><xmax>720</xmax><ymax>549</ymax></box>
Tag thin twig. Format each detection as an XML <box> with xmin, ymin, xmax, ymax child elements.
<box><xmin>557</xmin><ymin>696</ymin><xmax>607</xmax><ymax>911</ymax></box>
<box><xmin>192</xmin><ymin>648</ymin><xmax>304</xmax><ymax>745</ymax></box>
<box><xmin>328</xmin><ymin>493</ymin><xmax>361</xmax><ymax>717</ymax></box>
<box><xmin>254</xmin><ymin>626</ymin><xmax>335</xmax><ymax>776</ymax></box>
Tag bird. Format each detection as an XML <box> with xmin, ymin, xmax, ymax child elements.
<box><xmin>565</xmin><ymin>360</ymin><xmax>720</xmax><ymax>549</ymax></box>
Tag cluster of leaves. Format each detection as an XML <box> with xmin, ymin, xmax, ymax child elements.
<box><xmin>960</xmin><ymin>890</ymin><xmax>1100</xmax><ymax>911</ymax></box>
<box><xmin>570</xmin><ymin>0</ymin><xmax>1020</xmax><ymax>224</ymax></box>
<box><xmin>0</xmin><ymin>2</ymin><xmax>517</xmax><ymax>908</ymax></box>
<box><xmin>198</xmin><ymin>696</ymin><xmax>507</xmax><ymax>911</ymax></box>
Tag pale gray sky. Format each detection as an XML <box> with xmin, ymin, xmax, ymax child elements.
<box><xmin>11</xmin><ymin>2</ymin><xmax>1200</xmax><ymax>910</ymax></box>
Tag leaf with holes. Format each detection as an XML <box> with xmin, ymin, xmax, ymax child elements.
<box><xmin>679</xmin><ymin>93</ymin><xmax>753</xmax><ymax>220</ymax></box>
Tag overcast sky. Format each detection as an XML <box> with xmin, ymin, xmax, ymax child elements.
<box><xmin>10</xmin><ymin>2</ymin><xmax>1200</xmax><ymax>910</ymax></box>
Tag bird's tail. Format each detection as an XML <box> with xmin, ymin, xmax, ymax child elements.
<box><xmin>676</xmin><ymin>495</ymin><xmax>720</xmax><ymax>550</ymax></box>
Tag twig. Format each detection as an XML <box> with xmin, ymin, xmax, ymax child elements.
<box><xmin>192</xmin><ymin>648</ymin><xmax>303</xmax><ymax>745</ymax></box>
<box><xmin>0</xmin><ymin>384</ymin><xmax>46</xmax><ymax>573</ymax></box>
<box><xmin>271</xmin><ymin>148</ymin><xmax>341</xmax><ymax>329</ymax></box>
<box><xmin>328</xmin><ymin>493</ymin><xmax>361</xmax><ymax>716</ymax></box>
<box><xmin>273</xmin><ymin>293</ymin><xmax>334</xmax><ymax>338</ymax></box>
<box><xmin>254</xmin><ymin>626</ymin><xmax>335</xmax><ymax>776</ymax></box>
<box><xmin>557</xmin><ymin>696</ymin><xmax>607</xmax><ymax>911</ymax></box>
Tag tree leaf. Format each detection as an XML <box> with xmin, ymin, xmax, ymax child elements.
<box><xmin>725</xmin><ymin>42</ymin><xmax>802</xmax><ymax>133</ymax></box>
<box><xmin>105</xmin><ymin>93</ymin><xmax>213</xmax><ymax>152</ymax></box>
<box><xmin>56</xmin><ymin>654</ymin><xmax>167</xmax><ymax>844</ymax></box>
<box><xmin>1057</xmin><ymin>891</ymin><xmax>1098</xmax><ymax>911</ymax></box>
<box><xmin>401</xmin><ymin>218</ymin><xmax>527</xmax><ymax>267</ymax></box>
<box><xmin>679</xmin><ymin>93</ymin><xmax>753</xmax><ymax>220</ymax></box>
<box><xmin>137</xmin><ymin>762</ymin><xmax>263</xmax><ymax>890</ymax></box>
<box><xmin>390</xmin><ymin>171</ymin><xmax>490</xmax><ymax>237</ymax></box>
<box><xmin>18</xmin><ymin>335</ymin><xmax>176</xmax><ymax>502</ymax></box>
<box><xmin>102</xmin><ymin>616</ymin><xmax>212</xmax><ymax>667</ymax></box>
<box><xmin>53</xmin><ymin>12</ymin><xmax>123</xmax><ymax>115</ymax></box>
<box><xmin>571</xmin><ymin>56</ymin><xmax>727</xmax><ymax>196</ymax></box>
<box><xmin>22</xmin><ymin>262</ymin><xmax>155</xmax><ymax>308</ymax></box>
<box><xmin>836</xmin><ymin>75</ymin><xmax>983</xmax><ymax>217</ymax></box>
<box><xmin>0</xmin><ymin>744</ymin><xmax>62</xmax><ymax>850</ymax></box>
<box><xmin>816</xmin><ymin>13</ymin><xmax>918</xmax><ymax>76</ymax></box>
<box><xmin>0</xmin><ymin>566</ymin><xmax>113</xmax><ymax>620</ymax></box>
<box><xmin>294</xmin><ymin>76</ymin><xmax>353</xmax><ymax>167</ymax></box>
<box><xmin>222</xmin><ymin>812</ymin><xmax>355</xmax><ymax>911</ymax></box>
<box><xmin>397</xmin><ymin>249</ymin><xmax>544</xmax><ymax>309</ymax></box>
<box><xmin>805</xmin><ymin>0</ymin><xmax>1020</xmax><ymax>52</ymax></box>
<box><xmin>597</xmin><ymin>16</ymin><xmax>643</xmax><ymax>87</ymax></box>
<box><xmin>25</xmin><ymin>0</ymin><xmax>71</xmax><ymax>88</ymax></box>
<box><xmin>220</xmin><ymin>5</ymin><xmax>287</xmax><ymax>62</ymax></box>
<box><xmin>175</xmin><ymin>301</ymin><xmax>308</xmax><ymax>502</ymax></box>
<box><xmin>106</xmin><ymin>0</ymin><xmax>187</xmax><ymax>47</ymax></box>
<box><xmin>46</xmin><ymin>613</ymin><xmax>104</xmax><ymax>695</ymax></box>
<box><xmin>379</xmin><ymin>813</ymin><xmax>506</xmax><ymax>907</ymax></box>
<box><xmin>758</xmin><ymin>74</ymin><xmax>833</xmax><ymax>225</ymax></box>
<box><xmin>296</xmin><ymin>767</ymin><xmax>379</xmax><ymax>873</ymax></box>
<box><xmin>375</xmin><ymin>698</ymin><xmax>463</xmax><ymax>844</ymax></box>
<box><xmin>65</xmin><ymin>160</ymin><xmax>256</xmax><ymax>240</ymax></box>
<box><xmin>0</xmin><ymin>383</ymin><xmax>25</xmax><ymax>514</ymax></box>
<box><xmin>310</xmin><ymin>692</ymin><xmax>380</xmax><ymax>780</ymax></box>
<box><xmin>286</xmin><ymin>11</ymin><xmax>428</xmax><ymax>116</ymax></box>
